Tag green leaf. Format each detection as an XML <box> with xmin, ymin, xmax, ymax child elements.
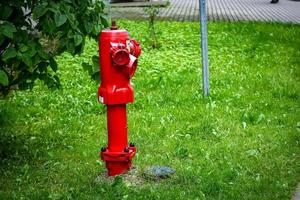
<box><xmin>67</xmin><ymin>30</ymin><xmax>73</xmax><ymax>39</ymax></box>
<box><xmin>0</xmin><ymin>6</ymin><xmax>13</xmax><ymax>20</ymax></box>
<box><xmin>2</xmin><ymin>47</ymin><xmax>17</xmax><ymax>61</ymax></box>
<box><xmin>49</xmin><ymin>57</ymin><xmax>57</xmax><ymax>72</ymax></box>
<box><xmin>100</xmin><ymin>14</ymin><xmax>109</xmax><ymax>27</ymax></box>
<box><xmin>93</xmin><ymin>23</ymin><xmax>101</xmax><ymax>35</ymax></box>
<box><xmin>22</xmin><ymin>54</ymin><xmax>33</xmax><ymax>68</ymax></box>
<box><xmin>32</xmin><ymin>55</ymin><xmax>40</xmax><ymax>67</ymax></box>
<box><xmin>0</xmin><ymin>70</ymin><xmax>9</xmax><ymax>86</ymax></box>
<box><xmin>33</xmin><ymin>4</ymin><xmax>48</xmax><ymax>19</ymax></box>
<box><xmin>82</xmin><ymin>62</ymin><xmax>93</xmax><ymax>74</ymax></box>
<box><xmin>92</xmin><ymin>55</ymin><xmax>99</xmax><ymax>71</ymax></box>
<box><xmin>74</xmin><ymin>34</ymin><xmax>83</xmax><ymax>46</ymax></box>
<box><xmin>54</xmin><ymin>13</ymin><xmax>67</xmax><ymax>27</ymax></box>
<box><xmin>66</xmin><ymin>40</ymin><xmax>75</xmax><ymax>54</ymax></box>
<box><xmin>19</xmin><ymin>44</ymin><xmax>28</xmax><ymax>53</ymax></box>
<box><xmin>66</xmin><ymin>13</ymin><xmax>77</xmax><ymax>29</ymax></box>
<box><xmin>44</xmin><ymin>19</ymin><xmax>56</xmax><ymax>33</ymax></box>
<box><xmin>0</xmin><ymin>22</ymin><xmax>17</xmax><ymax>39</ymax></box>
<box><xmin>13</xmin><ymin>30</ymin><xmax>29</xmax><ymax>44</ymax></box>
<box><xmin>84</xmin><ymin>22</ymin><xmax>93</xmax><ymax>34</ymax></box>
<box><xmin>91</xmin><ymin>71</ymin><xmax>100</xmax><ymax>83</ymax></box>
<box><xmin>0</xmin><ymin>34</ymin><xmax>4</xmax><ymax>45</ymax></box>
<box><xmin>102</xmin><ymin>0</ymin><xmax>110</xmax><ymax>8</ymax></box>
<box><xmin>38</xmin><ymin>50</ymin><xmax>49</xmax><ymax>60</ymax></box>
<box><xmin>27</xmin><ymin>41</ymin><xmax>37</xmax><ymax>57</ymax></box>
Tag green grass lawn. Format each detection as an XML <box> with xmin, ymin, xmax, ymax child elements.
<box><xmin>0</xmin><ymin>20</ymin><xmax>299</xmax><ymax>200</ymax></box>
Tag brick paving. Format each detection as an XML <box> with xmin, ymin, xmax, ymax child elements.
<box><xmin>294</xmin><ymin>184</ymin><xmax>300</xmax><ymax>200</ymax></box>
<box><xmin>110</xmin><ymin>0</ymin><xmax>300</xmax><ymax>24</ymax></box>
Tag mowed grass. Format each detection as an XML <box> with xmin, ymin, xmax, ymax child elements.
<box><xmin>0</xmin><ymin>20</ymin><xmax>299</xmax><ymax>199</ymax></box>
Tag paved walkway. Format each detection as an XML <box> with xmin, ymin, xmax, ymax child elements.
<box><xmin>110</xmin><ymin>0</ymin><xmax>300</xmax><ymax>24</ymax></box>
<box><xmin>294</xmin><ymin>184</ymin><xmax>300</xmax><ymax>200</ymax></box>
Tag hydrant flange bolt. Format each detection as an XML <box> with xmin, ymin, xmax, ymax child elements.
<box><xmin>129</xmin><ymin>142</ymin><xmax>135</xmax><ymax>147</ymax></box>
<box><xmin>101</xmin><ymin>147</ymin><xmax>107</xmax><ymax>152</ymax></box>
<box><xmin>124</xmin><ymin>147</ymin><xmax>129</xmax><ymax>153</ymax></box>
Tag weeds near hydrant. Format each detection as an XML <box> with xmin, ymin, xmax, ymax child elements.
<box><xmin>144</xmin><ymin>6</ymin><xmax>160</xmax><ymax>48</ymax></box>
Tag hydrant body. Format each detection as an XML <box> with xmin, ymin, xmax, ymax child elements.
<box><xmin>98</xmin><ymin>22</ymin><xmax>141</xmax><ymax>176</ymax></box>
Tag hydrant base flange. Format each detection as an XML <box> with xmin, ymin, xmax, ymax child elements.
<box><xmin>100</xmin><ymin>147</ymin><xmax>137</xmax><ymax>176</ymax></box>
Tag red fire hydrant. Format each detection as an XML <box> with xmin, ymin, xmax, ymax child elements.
<box><xmin>98</xmin><ymin>21</ymin><xmax>141</xmax><ymax>176</ymax></box>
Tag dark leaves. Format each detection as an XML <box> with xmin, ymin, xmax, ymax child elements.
<box><xmin>2</xmin><ymin>47</ymin><xmax>17</xmax><ymax>61</ymax></box>
<box><xmin>74</xmin><ymin>34</ymin><xmax>83</xmax><ymax>46</ymax></box>
<box><xmin>49</xmin><ymin>57</ymin><xmax>57</xmax><ymax>72</ymax></box>
<box><xmin>54</xmin><ymin>12</ymin><xmax>67</xmax><ymax>27</ymax></box>
<box><xmin>0</xmin><ymin>70</ymin><xmax>9</xmax><ymax>86</ymax></box>
<box><xmin>0</xmin><ymin>0</ymin><xmax>108</xmax><ymax>95</ymax></box>
<box><xmin>82</xmin><ymin>55</ymin><xmax>100</xmax><ymax>83</ymax></box>
<box><xmin>0</xmin><ymin>22</ymin><xmax>17</xmax><ymax>39</ymax></box>
<box><xmin>0</xmin><ymin>6</ymin><xmax>13</xmax><ymax>20</ymax></box>
<box><xmin>33</xmin><ymin>3</ymin><xmax>48</xmax><ymax>19</ymax></box>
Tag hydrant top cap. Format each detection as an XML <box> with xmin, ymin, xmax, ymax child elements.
<box><xmin>111</xmin><ymin>20</ymin><xmax>118</xmax><ymax>30</ymax></box>
<box><xmin>100</xmin><ymin>29</ymin><xmax>129</xmax><ymax>40</ymax></box>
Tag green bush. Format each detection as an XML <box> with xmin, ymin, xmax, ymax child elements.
<box><xmin>0</xmin><ymin>0</ymin><xmax>108</xmax><ymax>96</ymax></box>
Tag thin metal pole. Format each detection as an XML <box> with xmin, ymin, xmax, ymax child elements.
<box><xmin>199</xmin><ymin>0</ymin><xmax>209</xmax><ymax>97</ymax></box>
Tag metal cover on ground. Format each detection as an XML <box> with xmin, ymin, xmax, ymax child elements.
<box><xmin>144</xmin><ymin>166</ymin><xmax>175</xmax><ymax>179</ymax></box>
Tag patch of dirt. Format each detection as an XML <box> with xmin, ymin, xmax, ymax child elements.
<box><xmin>94</xmin><ymin>167</ymin><xmax>145</xmax><ymax>186</ymax></box>
<box><xmin>94</xmin><ymin>166</ymin><xmax>175</xmax><ymax>186</ymax></box>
